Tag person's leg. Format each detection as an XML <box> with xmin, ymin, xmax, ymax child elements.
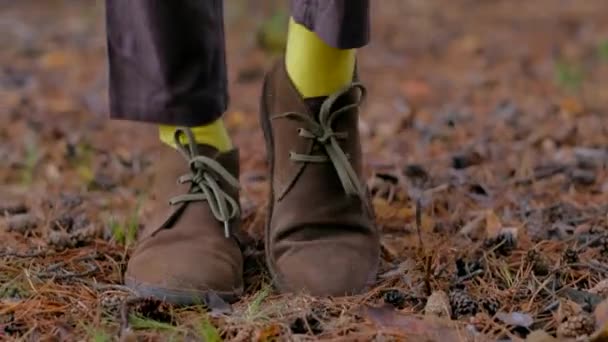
<box><xmin>262</xmin><ymin>0</ymin><xmax>378</xmax><ymax>297</ymax></box>
<box><xmin>286</xmin><ymin>0</ymin><xmax>370</xmax><ymax>98</ymax></box>
<box><xmin>106</xmin><ymin>0</ymin><xmax>231</xmax><ymax>152</ymax></box>
<box><xmin>106</xmin><ymin>0</ymin><xmax>243</xmax><ymax>306</ymax></box>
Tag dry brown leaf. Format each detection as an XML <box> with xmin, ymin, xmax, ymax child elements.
<box><xmin>424</xmin><ymin>290</ymin><xmax>451</xmax><ymax>318</ymax></box>
<box><xmin>485</xmin><ymin>210</ymin><xmax>502</xmax><ymax>239</ymax></box>
<box><xmin>363</xmin><ymin>304</ymin><xmax>478</xmax><ymax>341</ymax></box>
<box><xmin>495</xmin><ymin>311</ymin><xmax>534</xmax><ymax>328</ymax></box>
<box><xmin>39</xmin><ymin>50</ymin><xmax>75</xmax><ymax>69</ymax></box>
<box><xmin>372</xmin><ymin>197</ymin><xmax>434</xmax><ymax>232</ymax></box>
<box><xmin>400</xmin><ymin>79</ymin><xmax>432</xmax><ymax>102</ymax></box>
<box><xmin>560</xmin><ymin>97</ymin><xmax>585</xmax><ymax>117</ymax></box>
<box><xmin>255</xmin><ymin>324</ymin><xmax>281</xmax><ymax>342</ymax></box>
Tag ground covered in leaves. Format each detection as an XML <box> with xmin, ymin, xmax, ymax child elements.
<box><xmin>2</xmin><ymin>1</ymin><xmax>608</xmax><ymax>341</ymax></box>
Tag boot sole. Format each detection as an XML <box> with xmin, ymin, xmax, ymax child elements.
<box><xmin>125</xmin><ymin>277</ymin><xmax>242</xmax><ymax>307</ymax></box>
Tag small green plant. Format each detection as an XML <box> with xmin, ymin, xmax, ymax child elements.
<box><xmin>129</xmin><ymin>314</ymin><xmax>185</xmax><ymax>341</ymax></box>
<box><xmin>496</xmin><ymin>261</ymin><xmax>514</xmax><ymax>288</ymax></box>
<box><xmin>598</xmin><ymin>40</ymin><xmax>608</xmax><ymax>62</ymax></box>
<box><xmin>554</xmin><ymin>60</ymin><xmax>584</xmax><ymax>90</ymax></box>
<box><xmin>108</xmin><ymin>213</ymin><xmax>139</xmax><ymax>247</ymax></box>
<box><xmin>21</xmin><ymin>139</ymin><xmax>40</xmax><ymax>185</ymax></box>
<box><xmin>80</xmin><ymin>321</ymin><xmax>111</xmax><ymax>342</ymax></box>
<box><xmin>91</xmin><ymin>330</ymin><xmax>111</xmax><ymax>342</ymax></box>
<box><xmin>130</xmin><ymin>314</ymin><xmax>179</xmax><ymax>332</ymax></box>
<box><xmin>0</xmin><ymin>274</ymin><xmax>29</xmax><ymax>299</ymax></box>
<box><xmin>108</xmin><ymin>196</ymin><xmax>143</xmax><ymax>246</ymax></box>
<box><xmin>197</xmin><ymin>315</ymin><xmax>222</xmax><ymax>342</ymax></box>
<box><xmin>243</xmin><ymin>285</ymin><xmax>272</xmax><ymax>322</ymax></box>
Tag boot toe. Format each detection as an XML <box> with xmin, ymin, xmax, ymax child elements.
<box><xmin>273</xmin><ymin>227</ymin><xmax>379</xmax><ymax>297</ymax></box>
<box><xmin>125</xmin><ymin>237</ymin><xmax>243</xmax><ymax>305</ymax></box>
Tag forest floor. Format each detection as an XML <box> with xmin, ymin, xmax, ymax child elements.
<box><xmin>1</xmin><ymin>1</ymin><xmax>608</xmax><ymax>341</ymax></box>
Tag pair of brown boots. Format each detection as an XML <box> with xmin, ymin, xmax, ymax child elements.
<box><xmin>125</xmin><ymin>61</ymin><xmax>380</xmax><ymax>305</ymax></box>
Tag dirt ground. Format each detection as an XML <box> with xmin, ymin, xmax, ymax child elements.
<box><xmin>1</xmin><ymin>1</ymin><xmax>608</xmax><ymax>341</ymax></box>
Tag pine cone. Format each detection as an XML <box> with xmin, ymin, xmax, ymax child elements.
<box><xmin>449</xmin><ymin>290</ymin><xmax>478</xmax><ymax>319</ymax></box>
<box><xmin>589</xmin><ymin>279</ymin><xmax>608</xmax><ymax>298</ymax></box>
<box><xmin>424</xmin><ymin>290</ymin><xmax>451</xmax><ymax>318</ymax></box>
<box><xmin>525</xmin><ymin>249</ymin><xmax>550</xmax><ymax>276</ymax></box>
<box><xmin>480</xmin><ymin>297</ymin><xmax>501</xmax><ymax>316</ymax></box>
<box><xmin>557</xmin><ymin>313</ymin><xmax>595</xmax><ymax>339</ymax></box>
<box><xmin>382</xmin><ymin>289</ymin><xmax>406</xmax><ymax>309</ymax></box>
<box><xmin>562</xmin><ymin>248</ymin><xmax>579</xmax><ymax>265</ymax></box>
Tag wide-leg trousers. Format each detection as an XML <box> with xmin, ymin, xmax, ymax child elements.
<box><xmin>105</xmin><ymin>0</ymin><xmax>370</xmax><ymax>126</ymax></box>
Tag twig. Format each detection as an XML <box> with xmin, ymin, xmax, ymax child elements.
<box><xmin>0</xmin><ymin>248</ymin><xmax>51</xmax><ymax>258</ymax></box>
<box><xmin>512</xmin><ymin>164</ymin><xmax>569</xmax><ymax>186</ymax></box>
<box><xmin>121</xmin><ymin>297</ymin><xmax>137</xmax><ymax>329</ymax></box>
<box><xmin>415</xmin><ymin>198</ymin><xmax>424</xmax><ymax>253</ymax></box>
<box><xmin>540</xmin><ymin>300</ymin><xmax>560</xmax><ymax>314</ymax></box>
<box><xmin>37</xmin><ymin>263</ymin><xmax>99</xmax><ymax>280</ymax></box>
<box><xmin>75</xmin><ymin>279</ymin><xmax>138</xmax><ymax>296</ymax></box>
<box><xmin>567</xmin><ymin>261</ymin><xmax>608</xmax><ymax>275</ymax></box>
<box><xmin>120</xmin><ymin>297</ymin><xmax>145</xmax><ymax>336</ymax></box>
<box><xmin>455</xmin><ymin>269</ymin><xmax>484</xmax><ymax>284</ymax></box>
<box><xmin>415</xmin><ymin>198</ymin><xmax>432</xmax><ymax>296</ymax></box>
<box><xmin>35</xmin><ymin>253</ymin><xmax>100</xmax><ymax>280</ymax></box>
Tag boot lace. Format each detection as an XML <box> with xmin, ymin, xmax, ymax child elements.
<box><xmin>168</xmin><ymin>127</ymin><xmax>240</xmax><ymax>238</ymax></box>
<box><xmin>272</xmin><ymin>83</ymin><xmax>367</xmax><ymax>199</ymax></box>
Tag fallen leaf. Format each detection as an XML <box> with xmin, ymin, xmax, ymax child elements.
<box><xmin>363</xmin><ymin>304</ymin><xmax>479</xmax><ymax>341</ymax></box>
<box><xmin>255</xmin><ymin>324</ymin><xmax>281</xmax><ymax>342</ymax></box>
<box><xmin>458</xmin><ymin>213</ymin><xmax>485</xmax><ymax>236</ymax></box>
<box><xmin>424</xmin><ymin>290</ymin><xmax>451</xmax><ymax>318</ymax></box>
<box><xmin>39</xmin><ymin>50</ymin><xmax>74</xmax><ymax>69</ymax></box>
<box><xmin>495</xmin><ymin>311</ymin><xmax>534</xmax><ymax>328</ymax></box>
<box><xmin>485</xmin><ymin>210</ymin><xmax>502</xmax><ymax>240</ymax></box>
<box><xmin>400</xmin><ymin>79</ymin><xmax>432</xmax><ymax>102</ymax></box>
<box><xmin>560</xmin><ymin>97</ymin><xmax>585</xmax><ymax>117</ymax></box>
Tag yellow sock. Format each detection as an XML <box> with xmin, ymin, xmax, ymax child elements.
<box><xmin>159</xmin><ymin>119</ymin><xmax>232</xmax><ymax>152</ymax></box>
<box><xmin>285</xmin><ymin>17</ymin><xmax>356</xmax><ymax>98</ymax></box>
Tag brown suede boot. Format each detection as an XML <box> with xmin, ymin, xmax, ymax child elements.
<box><xmin>260</xmin><ymin>61</ymin><xmax>380</xmax><ymax>297</ymax></box>
<box><xmin>125</xmin><ymin>128</ymin><xmax>243</xmax><ymax>305</ymax></box>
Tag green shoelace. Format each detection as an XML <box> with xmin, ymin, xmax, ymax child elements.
<box><xmin>272</xmin><ymin>83</ymin><xmax>367</xmax><ymax>199</ymax></box>
<box><xmin>169</xmin><ymin>128</ymin><xmax>240</xmax><ymax>238</ymax></box>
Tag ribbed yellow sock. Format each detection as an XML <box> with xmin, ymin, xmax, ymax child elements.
<box><xmin>285</xmin><ymin>17</ymin><xmax>356</xmax><ymax>98</ymax></box>
<box><xmin>159</xmin><ymin>118</ymin><xmax>232</xmax><ymax>152</ymax></box>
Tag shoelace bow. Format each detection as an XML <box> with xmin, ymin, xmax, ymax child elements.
<box><xmin>272</xmin><ymin>83</ymin><xmax>367</xmax><ymax>199</ymax></box>
<box><xmin>168</xmin><ymin>128</ymin><xmax>240</xmax><ymax>238</ymax></box>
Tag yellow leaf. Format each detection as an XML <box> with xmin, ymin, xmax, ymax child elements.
<box><xmin>560</xmin><ymin>97</ymin><xmax>585</xmax><ymax>117</ymax></box>
<box><xmin>256</xmin><ymin>324</ymin><xmax>281</xmax><ymax>342</ymax></box>
<box><xmin>39</xmin><ymin>50</ymin><xmax>74</xmax><ymax>69</ymax></box>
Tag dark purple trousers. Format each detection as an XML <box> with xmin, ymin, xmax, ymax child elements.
<box><xmin>105</xmin><ymin>0</ymin><xmax>370</xmax><ymax>126</ymax></box>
